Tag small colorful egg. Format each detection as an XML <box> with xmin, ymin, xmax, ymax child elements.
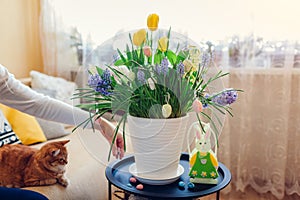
<box><xmin>126</xmin><ymin>183</ymin><xmax>132</xmax><ymax>187</ymax></box>
<box><xmin>192</xmin><ymin>99</ymin><xmax>203</xmax><ymax>113</ymax></box>
<box><xmin>129</xmin><ymin>177</ymin><xmax>137</xmax><ymax>183</ymax></box>
<box><xmin>136</xmin><ymin>184</ymin><xmax>144</xmax><ymax>190</ymax></box>
<box><xmin>178</xmin><ymin>181</ymin><xmax>185</xmax><ymax>189</ymax></box>
<box><xmin>147</xmin><ymin>78</ymin><xmax>156</xmax><ymax>90</ymax></box>
<box><xmin>162</xmin><ymin>104</ymin><xmax>172</xmax><ymax>118</ymax></box>
<box><xmin>187</xmin><ymin>182</ymin><xmax>195</xmax><ymax>189</ymax></box>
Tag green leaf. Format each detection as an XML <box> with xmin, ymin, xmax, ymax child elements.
<box><xmin>114</xmin><ymin>59</ymin><xmax>124</xmax><ymax>66</ymax></box>
<box><xmin>139</xmin><ymin>46</ymin><xmax>144</xmax><ymax>64</ymax></box>
<box><xmin>154</xmin><ymin>52</ymin><xmax>163</xmax><ymax>65</ymax></box>
<box><xmin>117</xmin><ymin>49</ymin><xmax>127</xmax><ymax>64</ymax></box>
<box><xmin>126</xmin><ymin>44</ymin><xmax>132</xmax><ymax>61</ymax></box>
<box><xmin>111</xmin><ymin>75</ymin><xmax>117</xmax><ymax>87</ymax></box>
<box><xmin>176</xmin><ymin>50</ymin><xmax>188</xmax><ymax>63</ymax></box>
<box><xmin>166</xmin><ymin>50</ymin><xmax>176</xmax><ymax>66</ymax></box>
<box><xmin>167</xmin><ymin>27</ymin><xmax>171</xmax><ymax>51</ymax></box>
<box><xmin>96</xmin><ymin>66</ymin><xmax>104</xmax><ymax>75</ymax></box>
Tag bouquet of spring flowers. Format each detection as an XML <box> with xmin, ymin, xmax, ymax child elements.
<box><xmin>73</xmin><ymin>14</ymin><xmax>239</xmax><ymax>158</ymax></box>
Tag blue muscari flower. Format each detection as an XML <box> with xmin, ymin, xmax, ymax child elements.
<box><xmin>88</xmin><ymin>74</ymin><xmax>101</xmax><ymax>88</ymax></box>
<box><xmin>155</xmin><ymin>64</ymin><xmax>161</xmax><ymax>74</ymax></box>
<box><xmin>212</xmin><ymin>89</ymin><xmax>238</xmax><ymax>106</ymax></box>
<box><xmin>201</xmin><ymin>52</ymin><xmax>211</xmax><ymax>67</ymax></box>
<box><xmin>160</xmin><ymin>58</ymin><xmax>169</xmax><ymax>75</ymax></box>
<box><xmin>102</xmin><ymin>69</ymin><xmax>111</xmax><ymax>82</ymax></box>
<box><xmin>88</xmin><ymin>68</ymin><xmax>112</xmax><ymax>96</ymax></box>
<box><xmin>137</xmin><ymin>70</ymin><xmax>145</xmax><ymax>83</ymax></box>
<box><xmin>201</xmin><ymin>93</ymin><xmax>210</xmax><ymax>108</ymax></box>
<box><xmin>177</xmin><ymin>61</ymin><xmax>184</xmax><ymax>77</ymax></box>
<box><xmin>112</xmin><ymin>53</ymin><xmax>120</xmax><ymax>63</ymax></box>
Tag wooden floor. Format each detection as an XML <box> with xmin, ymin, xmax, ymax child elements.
<box><xmin>112</xmin><ymin>186</ymin><xmax>299</xmax><ymax>200</ymax></box>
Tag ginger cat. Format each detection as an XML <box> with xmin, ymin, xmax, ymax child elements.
<box><xmin>0</xmin><ymin>140</ymin><xmax>69</xmax><ymax>188</ymax></box>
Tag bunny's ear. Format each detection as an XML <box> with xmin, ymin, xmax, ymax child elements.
<box><xmin>193</xmin><ymin>124</ymin><xmax>202</xmax><ymax>140</ymax></box>
<box><xmin>204</xmin><ymin>130</ymin><xmax>211</xmax><ymax>140</ymax></box>
<box><xmin>195</xmin><ymin>131</ymin><xmax>201</xmax><ymax>140</ymax></box>
<box><xmin>204</xmin><ymin>123</ymin><xmax>211</xmax><ymax>140</ymax></box>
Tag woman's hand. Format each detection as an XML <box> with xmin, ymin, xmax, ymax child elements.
<box><xmin>95</xmin><ymin>117</ymin><xmax>125</xmax><ymax>159</ymax></box>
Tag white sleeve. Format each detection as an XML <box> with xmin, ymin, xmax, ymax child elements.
<box><xmin>0</xmin><ymin>64</ymin><xmax>92</xmax><ymax>128</ymax></box>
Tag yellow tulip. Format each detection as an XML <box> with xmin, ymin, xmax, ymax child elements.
<box><xmin>133</xmin><ymin>29</ymin><xmax>146</xmax><ymax>46</ymax></box>
<box><xmin>158</xmin><ymin>37</ymin><xmax>168</xmax><ymax>52</ymax></box>
<box><xmin>147</xmin><ymin>13</ymin><xmax>159</xmax><ymax>31</ymax></box>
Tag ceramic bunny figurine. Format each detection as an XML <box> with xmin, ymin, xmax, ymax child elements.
<box><xmin>188</xmin><ymin>123</ymin><xmax>219</xmax><ymax>184</ymax></box>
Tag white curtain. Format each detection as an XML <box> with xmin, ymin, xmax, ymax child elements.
<box><xmin>218</xmin><ymin>63</ymin><xmax>300</xmax><ymax>199</ymax></box>
<box><xmin>39</xmin><ymin>0</ymin><xmax>79</xmax><ymax>79</ymax></box>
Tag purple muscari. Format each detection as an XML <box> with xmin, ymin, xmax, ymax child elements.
<box><xmin>211</xmin><ymin>51</ymin><xmax>216</xmax><ymax>62</ymax></box>
<box><xmin>88</xmin><ymin>68</ymin><xmax>112</xmax><ymax>96</ymax></box>
<box><xmin>201</xmin><ymin>93</ymin><xmax>210</xmax><ymax>108</ymax></box>
<box><xmin>212</xmin><ymin>89</ymin><xmax>238</xmax><ymax>106</ymax></box>
<box><xmin>112</xmin><ymin>53</ymin><xmax>120</xmax><ymax>63</ymax></box>
<box><xmin>201</xmin><ymin>52</ymin><xmax>211</xmax><ymax>67</ymax></box>
<box><xmin>88</xmin><ymin>74</ymin><xmax>101</xmax><ymax>88</ymax></box>
<box><xmin>155</xmin><ymin>64</ymin><xmax>161</xmax><ymax>74</ymax></box>
<box><xmin>160</xmin><ymin>58</ymin><xmax>169</xmax><ymax>75</ymax></box>
<box><xmin>102</xmin><ymin>69</ymin><xmax>111</xmax><ymax>81</ymax></box>
<box><xmin>176</xmin><ymin>61</ymin><xmax>185</xmax><ymax>77</ymax></box>
<box><xmin>137</xmin><ymin>70</ymin><xmax>145</xmax><ymax>83</ymax></box>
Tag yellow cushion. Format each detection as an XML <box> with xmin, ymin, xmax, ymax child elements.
<box><xmin>0</xmin><ymin>104</ymin><xmax>47</xmax><ymax>145</ymax></box>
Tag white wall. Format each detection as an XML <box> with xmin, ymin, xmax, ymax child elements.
<box><xmin>53</xmin><ymin>0</ymin><xmax>300</xmax><ymax>44</ymax></box>
<box><xmin>0</xmin><ymin>0</ymin><xmax>42</xmax><ymax>78</ymax></box>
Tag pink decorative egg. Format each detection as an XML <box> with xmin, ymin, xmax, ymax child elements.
<box><xmin>129</xmin><ymin>177</ymin><xmax>137</xmax><ymax>183</ymax></box>
<box><xmin>192</xmin><ymin>99</ymin><xmax>203</xmax><ymax>113</ymax></box>
<box><xmin>136</xmin><ymin>184</ymin><xmax>144</xmax><ymax>190</ymax></box>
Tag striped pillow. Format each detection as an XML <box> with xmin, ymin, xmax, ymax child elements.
<box><xmin>0</xmin><ymin>110</ymin><xmax>22</xmax><ymax>147</ymax></box>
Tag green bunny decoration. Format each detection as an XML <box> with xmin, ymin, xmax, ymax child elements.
<box><xmin>188</xmin><ymin>122</ymin><xmax>219</xmax><ymax>184</ymax></box>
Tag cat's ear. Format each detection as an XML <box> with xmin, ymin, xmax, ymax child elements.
<box><xmin>59</xmin><ymin>140</ymin><xmax>70</xmax><ymax>146</ymax></box>
<box><xmin>51</xmin><ymin>149</ymin><xmax>60</xmax><ymax>157</ymax></box>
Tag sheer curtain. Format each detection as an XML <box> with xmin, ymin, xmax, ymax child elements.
<box><xmin>219</xmin><ymin>65</ymin><xmax>300</xmax><ymax>199</ymax></box>
<box><xmin>40</xmin><ymin>0</ymin><xmax>79</xmax><ymax>79</ymax></box>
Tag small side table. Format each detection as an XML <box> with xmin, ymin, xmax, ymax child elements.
<box><xmin>105</xmin><ymin>153</ymin><xmax>231</xmax><ymax>200</ymax></box>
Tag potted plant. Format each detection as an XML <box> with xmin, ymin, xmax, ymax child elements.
<box><xmin>73</xmin><ymin>14</ymin><xmax>239</xmax><ymax>181</ymax></box>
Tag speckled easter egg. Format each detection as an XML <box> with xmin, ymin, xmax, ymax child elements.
<box><xmin>136</xmin><ymin>184</ymin><xmax>144</xmax><ymax>190</ymax></box>
<box><xmin>129</xmin><ymin>177</ymin><xmax>137</xmax><ymax>183</ymax></box>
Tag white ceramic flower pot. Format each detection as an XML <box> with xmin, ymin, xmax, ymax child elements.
<box><xmin>128</xmin><ymin>114</ymin><xmax>189</xmax><ymax>180</ymax></box>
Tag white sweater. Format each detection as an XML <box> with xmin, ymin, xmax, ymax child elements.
<box><xmin>0</xmin><ymin>64</ymin><xmax>92</xmax><ymax>128</ymax></box>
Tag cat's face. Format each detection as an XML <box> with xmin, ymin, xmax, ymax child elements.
<box><xmin>39</xmin><ymin>140</ymin><xmax>69</xmax><ymax>173</ymax></box>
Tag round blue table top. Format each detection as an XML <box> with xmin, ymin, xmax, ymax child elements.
<box><xmin>105</xmin><ymin>153</ymin><xmax>231</xmax><ymax>199</ymax></box>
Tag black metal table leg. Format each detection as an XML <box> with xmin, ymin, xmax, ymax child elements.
<box><xmin>124</xmin><ymin>191</ymin><xmax>130</xmax><ymax>199</ymax></box>
<box><xmin>216</xmin><ymin>190</ymin><xmax>220</xmax><ymax>200</ymax></box>
<box><xmin>108</xmin><ymin>182</ymin><xmax>112</xmax><ymax>200</ymax></box>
